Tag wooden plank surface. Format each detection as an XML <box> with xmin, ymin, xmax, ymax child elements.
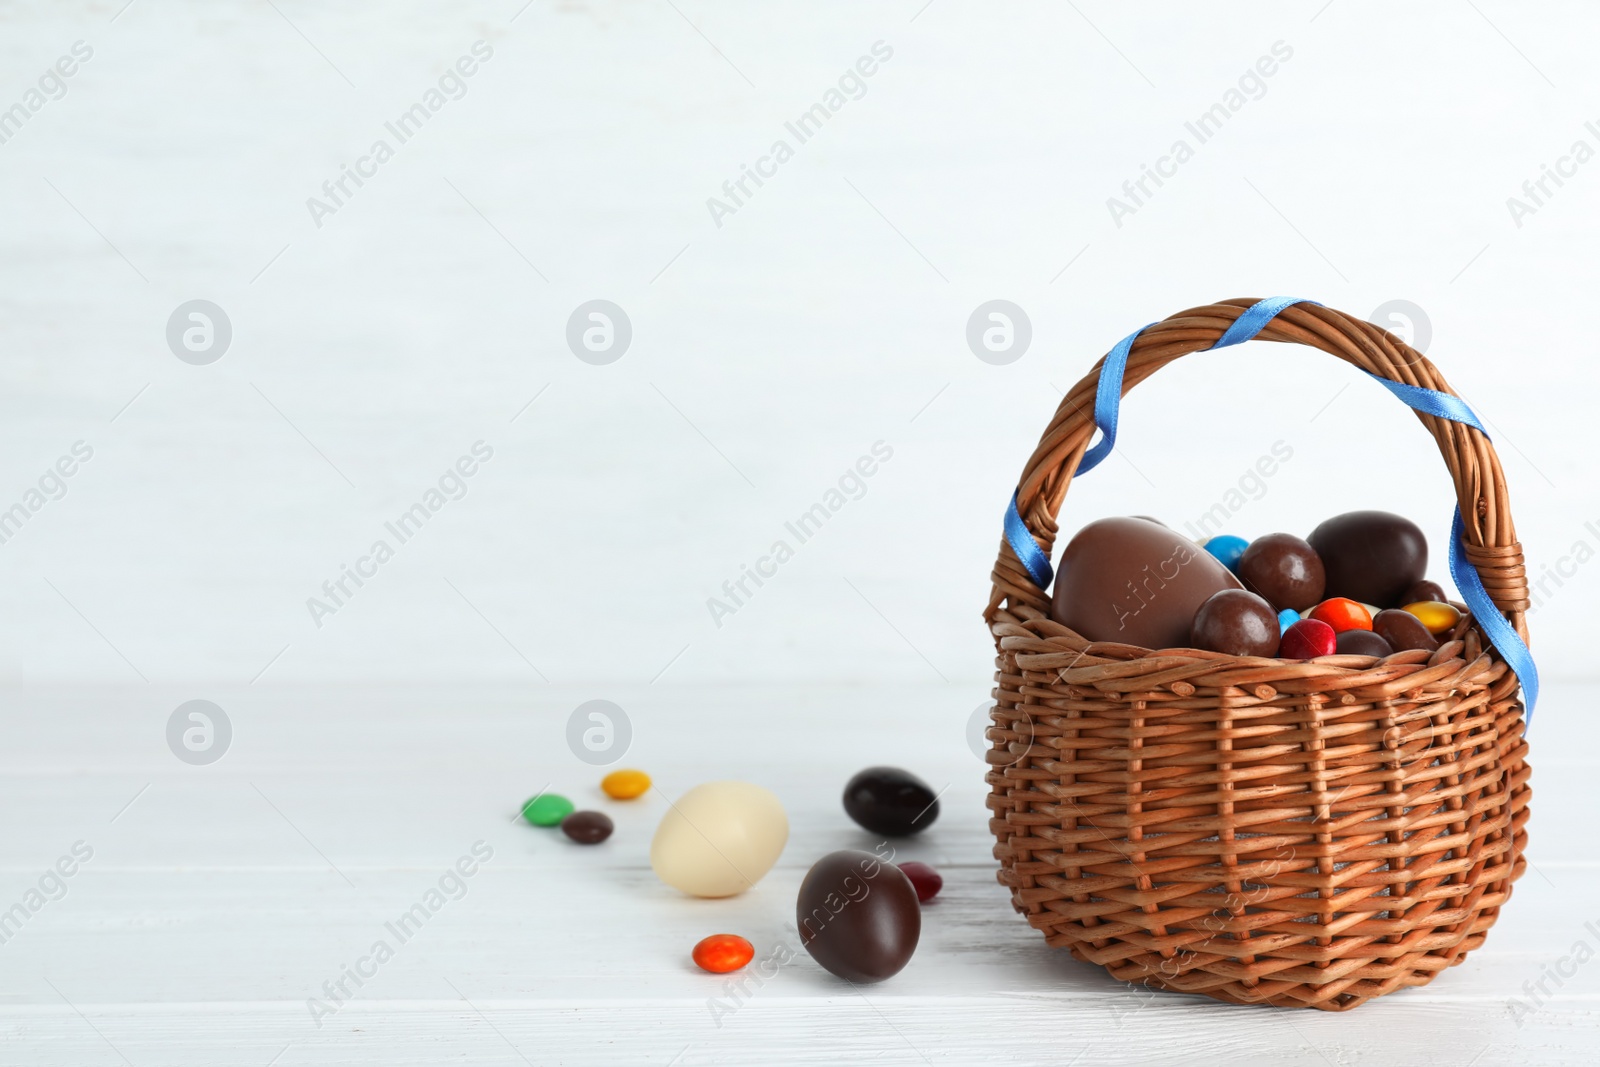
<box><xmin>0</xmin><ymin>682</ymin><xmax>1593</xmax><ymax>1065</ymax></box>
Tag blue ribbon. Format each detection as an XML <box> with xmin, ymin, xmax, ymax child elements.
<box><xmin>1003</xmin><ymin>296</ymin><xmax>1538</xmax><ymax>718</ymax></box>
<box><xmin>1004</xmin><ymin>490</ymin><xmax>1053</xmax><ymax>589</ymax></box>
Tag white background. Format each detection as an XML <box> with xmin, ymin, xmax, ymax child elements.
<box><xmin>1</xmin><ymin>2</ymin><xmax>1597</xmax><ymax>1064</ymax></box>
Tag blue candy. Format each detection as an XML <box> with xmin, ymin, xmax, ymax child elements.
<box><xmin>1202</xmin><ymin>535</ymin><xmax>1249</xmax><ymax>574</ymax></box>
<box><xmin>1278</xmin><ymin>608</ymin><xmax>1300</xmax><ymax>634</ymax></box>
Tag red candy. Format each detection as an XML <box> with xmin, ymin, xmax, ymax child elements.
<box><xmin>898</xmin><ymin>861</ymin><xmax>943</xmax><ymax>903</ymax></box>
<box><xmin>692</xmin><ymin>933</ymin><xmax>754</xmax><ymax>974</ymax></box>
<box><xmin>1280</xmin><ymin>618</ymin><xmax>1336</xmax><ymax>659</ymax></box>
<box><xmin>1307</xmin><ymin>597</ymin><xmax>1372</xmax><ymax>634</ymax></box>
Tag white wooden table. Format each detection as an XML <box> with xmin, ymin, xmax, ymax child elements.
<box><xmin>0</xmin><ymin>681</ymin><xmax>1592</xmax><ymax>1065</ymax></box>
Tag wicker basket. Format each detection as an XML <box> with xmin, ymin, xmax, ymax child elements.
<box><xmin>983</xmin><ymin>298</ymin><xmax>1532</xmax><ymax>1011</ymax></box>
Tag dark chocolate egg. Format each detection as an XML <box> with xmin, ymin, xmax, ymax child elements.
<box><xmin>1190</xmin><ymin>589</ymin><xmax>1279</xmax><ymax>657</ymax></box>
<box><xmin>1335</xmin><ymin>629</ymin><xmax>1393</xmax><ymax>657</ymax></box>
<box><xmin>1237</xmin><ymin>533</ymin><xmax>1325</xmax><ymax>611</ymax></box>
<box><xmin>1307</xmin><ymin>511</ymin><xmax>1427</xmax><ymax>608</ymax></box>
<box><xmin>1051</xmin><ymin>517</ymin><xmax>1242</xmax><ymax>649</ymax></box>
<box><xmin>1403</xmin><ymin>579</ymin><xmax>1448</xmax><ymax>606</ymax></box>
<box><xmin>798</xmin><ymin>849</ymin><xmax>920</xmax><ymax>983</ymax></box>
<box><xmin>843</xmin><ymin>767</ymin><xmax>939</xmax><ymax>837</ymax></box>
<box><xmin>1373</xmin><ymin>608</ymin><xmax>1440</xmax><ymax>653</ymax></box>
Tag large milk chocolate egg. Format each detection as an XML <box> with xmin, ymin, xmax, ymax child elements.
<box><xmin>1051</xmin><ymin>517</ymin><xmax>1242</xmax><ymax>649</ymax></box>
<box><xmin>650</xmin><ymin>781</ymin><xmax>788</xmax><ymax>898</ymax></box>
<box><xmin>798</xmin><ymin>850</ymin><xmax>920</xmax><ymax>983</ymax></box>
<box><xmin>1307</xmin><ymin>511</ymin><xmax>1428</xmax><ymax>608</ymax></box>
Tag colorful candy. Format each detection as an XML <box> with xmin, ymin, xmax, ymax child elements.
<box><xmin>1335</xmin><ymin>629</ymin><xmax>1392</xmax><ymax>657</ymax></box>
<box><xmin>522</xmin><ymin>793</ymin><xmax>574</xmax><ymax>827</ymax></box>
<box><xmin>1052</xmin><ymin>518</ymin><xmax>1242</xmax><ymax>648</ymax></box>
<box><xmin>560</xmin><ymin>810</ymin><xmax>613</xmax><ymax>844</ymax></box>
<box><xmin>650</xmin><ymin>781</ymin><xmax>788</xmax><ymax>898</ymax></box>
<box><xmin>1237</xmin><ymin>533</ymin><xmax>1325</xmax><ymax>611</ymax></box>
<box><xmin>1201</xmin><ymin>534</ymin><xmax>1250</xmax><ymax>573</ymax></box>
<box><xmin>692</xmin><ymin>934</ymin><xmax>755</xmax><ymax>974</ymax></box>
<box><xmin>1308</xmin><ymin>597</ymin><xmax>1373</xmax><ymax>634</ymax></box>
<box><xmin>1403</xmin><ymin>600</ymin><xmax>1461</xmax><ymax>635</ymax></box>
<box><xmin>898</xmin><ymin>861</ymin><xmax>943</xmax><ymax>903</ymax></box>
<box><xmin>1277</xmin><ymin>608</ymin><xmax>1300</xmax><ymax>634</ymax></box>
<box><xmin>1373</xmin><ymin>608</ymin><xmax>1440</xmax><ymax>652</ymax></box>
<box><xmin>1189</xmin><ymin>589</ymin><xmax>1279</xmax><ymax>657</ymax></box>
<box><xmin>798</xmin><ymin>850</ymin><xmax>920</xmax><ymax>983</ymax></box>
<box><xmin>601</xmin><ymin>769</ymin><xmax>651</xmax><ymax>800</ymax></box>
<box><xmin>1308</xmin><ymin>511</ymin><xmax>1427</xmax><ymax>607</ymax></box>
<box><xmin>843</xmin><ymin>767</ymin><xmax>940</xmax><ymax>837</ymax></box>
<box><xmin>1280</xmin><ymin>618</ymin><xmax>1336</xmax><ymax>659</ymax></box>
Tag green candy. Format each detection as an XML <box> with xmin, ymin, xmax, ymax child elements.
<box><xmin>522</xmin><ymin>793</ymin><xmax>574</xmax><ymax>827</ymax></box>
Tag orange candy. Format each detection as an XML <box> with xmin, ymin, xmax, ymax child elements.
<box><xmin>692</xmin><ymin>933</ymin><xmax>754</xmax><ymax>974</ymax></box>
<box><xmin>601</xmin><ymin>769</ymin><xmax>651</xmax><ymax>800</ymax></box>
<box><xmin>1307</xmin><ymin>597</ymin><xmax>1373</xmax><ymax>634</ymax></box>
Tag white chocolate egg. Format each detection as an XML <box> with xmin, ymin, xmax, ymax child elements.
<box><xmin>650</xmin><ymin>781</ymin><xmax>788</xmax><ymax>897</ymax></box>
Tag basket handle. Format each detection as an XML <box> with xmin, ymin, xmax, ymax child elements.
<box><xmin>989</xmin><ymin>297</ymin><xmax>1538</xmax><ymax>714</ymax></box>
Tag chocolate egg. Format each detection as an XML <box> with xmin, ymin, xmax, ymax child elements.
<box><xmin>798</xmin><ymin>850</ymin><xmax>920</xmax><ymax>983</ymax></box>
<box><xmin>1237</xmin><ymin>533</ymin><xmax>1325</xmax><ymax>611</ymax></box>
<box><xmin>1373</xmin><ymin>608</ymin><xmax>1440</xmax><ymax>652</ymax></box>
<box><xmin>650</xmin><ymin>781</ymin><xmax>788</xmax><ymax>898</ymax></box>
<box><xmin>843</xmin><ymin>767</ymin><xmax>939</xmax><ymax>837</ymax></box>
<box><xmin>1190</xmin><ymin>589</ymin><xmax>1279</xmax><ymax>657</ymax></box>
<box><xmin>1307</xmin><ymin>511</ymin><xmax>1428</xmax><ymax>608</ymax></box>
<box><xmin>1403</xmin><ymin>579</ymin><xmax>1448</xmax><ymax>606</ymax></box>
<box><xmin>1052</xmin><ymin>517</ymin><xmax>1242</xmax><ymax>649</ymax></box>
<box><xmin>1335</xmin><ymin>629</ymin><xmax>1393</xmax><ymax>657</ymax></box>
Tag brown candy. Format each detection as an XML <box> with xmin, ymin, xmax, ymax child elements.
<box><xmin>1307</xmin><ymin>511</ymin><xmax>1428</xmax><ymax>608</ymax></box>
<box><xmin>1237</xmin><ymin>533</ymin><xmax>1325</xmax><ymax>612</ymax></box>
<box><xmin>560</xmin><ymin>810</ymin><xmax>614</xmax><ymax>844</ymax></box>
<box><xmin>1403</xmin><ymin>579</ymin><xmax>1448</xmax><ymax>606</ymax></box>
<box><xmin>1372</xmin><ymin>608</ymin><xmax>1440</xmax><ymax>653</ymax></box>
<box><xmin>1051</xmin><ymin>517</ymin><xmax>1242</xmax><ymax>649</ymax></box>
<box><xmin>1335</xmin><ymin>629</ymin><xmax>1393</xmax><ymax>657</ymax></box>
<box><xmin>1190</xmin><ymin>589</ymin><xmax>1280</xmax><ymax>657</ymax></box>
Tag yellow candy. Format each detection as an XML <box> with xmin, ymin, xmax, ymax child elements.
<box><xmin>602</xmin><ymin>769</ymin><xmax>652</xmax><ymax>800</ymax></box>
<box><xmin>1403</xmin><ymin>601</ymin><xmax>1460</xmax><ymax>635</ymax></box>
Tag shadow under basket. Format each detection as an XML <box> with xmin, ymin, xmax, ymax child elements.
<box><xmin>983</xmin><ymin>299</ymin><xmax>1532</xmax><ymax>1011</ymax></box>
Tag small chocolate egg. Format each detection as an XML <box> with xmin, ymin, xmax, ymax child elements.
<box><xmin>1280</xmin><ymin>618</ymin><xmax>1336</xmax><ymax>659</ymax></box>
<box><xmin>1307</xmin><ymin>511</ymin><xmax>1428</xmax><ymax>608</ymax></box>
<box><xmin>1052</xmin><ymin>517</ymin><xmax>1243</xmax><ymax>649</ymax></box>
<box><xmin>1403</xmin><ymin>579</ymin><xmax>1448</xmax><ymax>607</ymax></box>
<box><xmin>843</xmin><ymin>767</ymin><xmax>939</xmax><ymax>837</ymax></box>
<box><xmin>1335</xmin><ymin>629</ymin><xmax>1393</xmax><ymax>657</ymax></box>
<box><xmin>1277</xmin><ymin>608</ymin><xmax>1300</xmax><ymax>634</ymax></box>
<box><xmin>650</xmin><ymin>781</ymin><xmax>788</xmax><ymax>898</ymax></box>
<box><xmin>1202</xmin><ymin>534</ymin><xmax>1249</xmax><ymax>573</ymax></box>
<box><xmin>560</xmin><ymin>810</ymin><xmax>613</xmax><ymax>844</ymax></box>
<box><xmin>1373</xmin><ymin>608</ymin><xmax>1440</xmax><ymax>652</ymax></box>
<box><xmin>1237</xmin><ymin>533</ymin><xmax>1326</xmax><ymax>611</ymax></box>
<box><xmin>1190</xmin><ymin>589</ymin><xmax>1279</xmax><ymax>657</ymax></box>
<box><xmin>798</xmin><ymin>850</ymin><xmax>920</xmax><ymax>983</ymax></box>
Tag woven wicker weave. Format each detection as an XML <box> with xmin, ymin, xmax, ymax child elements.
<box><xmin>983</xmin><ymin>299</ymin><xmax>1531</xmax><ymax>1011</ymax></box>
